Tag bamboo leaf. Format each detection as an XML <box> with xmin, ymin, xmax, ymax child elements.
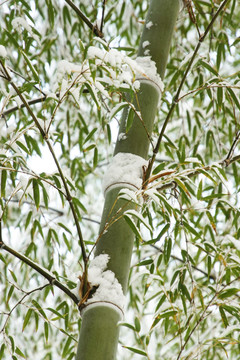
<box><xmin>15</xmin><ymin>347</ymin><xmax>26</xmax><ymax>358</ymax></box>
<box><xmin>21</xmin><ymin>50</ymin><xmax>39</xmax><ymax>82</ymax></box>
<box><xmin>218</xmin><ymin>288</ymin><xmax>239</xmax><ymax>299</ymax></box>
<box><xmin>156</xmin><ymin>223</ymin><xmax>170</xmax><ymax>241</ymax></box>
<box><xmin>164</xmin><ymin>237</ymin><xmax>172</xmax><ymax>264</ymax></box>
<box><xmin>123</xmin><ymin>214</ymin><xmax>141</xmax><ymax>238</ymax></box>
<box><xmin>123</xmin><ymin>346</ymin><xmax>147</xmax><ymax>357</ymax></box>
<box><xmin>134</xmin><ymin>317</ymin><xmax>141</xmax><ymax>332</ymax></box>
<box><xmin>62</xmin><ymin>336</ymin><xmax>72</xmax><ymax>357</ymax></box>
<box><xmin>44</xmin><ymin>322</ymin><xmax>49</xmax><ymax>343</ymax></box>
<box><xmin>182</xmin><ymin>220</ymin><xmax>200</xmax><ymax>239</ymax></box>
<box><xmin>1</xmin><ymin>169</ymin><xmax>7</xmax><ymax>197</ymax></box>
<box><xmin>199</xmin><ymin>59</ymin><xmax>218</xmax><ymax>76</ymax></box>
<box><xmin>227</xmin><ymin>87</ymin><xmax>240</xmax><ymax>110</ymax></box>
<box><xmin>219</xmin><ymin>306</ymin><xmax>229</xmax><ymax>328</ymax></box>
<box><xmin>32</xmin><ymin>179</ymin><xmax>40</xmax><ymax>210</ymax></box>
<box><xmin>22</xmin><ymin>309</ymin><xmax>32</xmax><ymax>331</ymax></box>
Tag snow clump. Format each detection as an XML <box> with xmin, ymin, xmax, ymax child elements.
<box><xmin>85</xmin><ymin>254</ymin><xmax>125</xmax><ymax>310</ymax></box>
<box><xmin>102</xmin><ymin>152</ymin><xmax>148</xmax><ymax>195</ymax></box>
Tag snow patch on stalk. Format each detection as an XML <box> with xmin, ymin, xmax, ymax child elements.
<box><xmin>102</xmin><ymin>152</ymin><xmax>147</xmax><ymax>195</ymax></box>
<box><xmin>135</xmin><ymin>56</ymin><xmax>164</xmax><ymax>93</ymax></box>
<box><xmin>83</xmin><ymin>254</ymin><xmax>125</xmax><ymax>313</ymax></box>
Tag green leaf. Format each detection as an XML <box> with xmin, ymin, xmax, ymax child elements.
<box><xmin>159</xmin><ymin>310</ymin><xmax>177</xmax><ymax>319</ymax></box>
<box><xmin>58</xmin><ymin>222</ymin><xmax>72</xmax><ymax>234</ymax></box>
<box><xmin>218</xmin><ymin>288</ymin><xmax>239</xmax><ymax>299</ymax></box>
<box><xmin>21</xmin><ymin>50</ymin><xmax>39</xmax><ymax>82</ymax></box>
<box><xmin>7</xmin><ymin>285</ymin><xmax>14</xmax><ymax>304</ymax></box>
<box><xmin>15</xmin><ymin>347</ymin><xmax>26</xmax><ymax>358</ymax></box>
<box><xmin>164</xmin><ymin>237</ymin><xmax>172</xmax><ymax>264</ymax></box>
<box><xmin>123</xmin><ymin>214</ymin><xmax>141</xmax><ymax>238</ymax></box>
<box><xmin>0</xmin><ymin>344</ymin><xmax>5</xmax><ymax>359</ymax></box>
<box><xmin>137</xmin><ymin>259</ymin><xmax>153</xmax><ymax>266</ymax></box>
<box><xmin>119</xmin><ymin>322</ymin><xmax>135</xmax><ymax>331</ymax></box>
<box><xmin>219</xmin><ymin>306</ymin><xmax>229</xmax><ymax>328</ymax></box>
<box><xmin>156</xmin><ymin>223</ymin><xmax>170</xmax><ymax>241</ymax></box>
<box><xmin>62</xmin><ymin>337</ymin><xmax>72</xmax><ymax>357</ymax></box>
<box><xmin>31</xmin><ymin>300</ymin><xmax>47</xmax><ymax>319</ymax></box>
<box><xmin>32</xmin><ymin>179</ymin><xmax>40</xmax><ymax>210</ymax></box>
<box><xmin>22</xmin><ymin>309</ymin><xmax>32</xmax><ymax>331</ymax></box>
<box><xmin>126</xmin><ymin>107</ymin><xmax>135</xmax><ymax>132</ymax></box>
<box><xmin>110</xmin><ymin>102</ymin><xmax>129</xmax><ymax>120</ymax></box>
<box><xmin>182</xmin><ymin>220</ymin><xmax>200</xmax><ymax>239</ymax></box>
<box><xmin>134</xmin><ymin>317</ymin><xmax>141</xmax><ymax>332</ymax></box>
<box><xmin>1</xmin><ymin>170</ymin><xmax>7</xmax><ymax>198</ymax></box>
<box><xmin>227</xmin><ymin>87</ymin><xmax>240</xmax><ymax>110</ymax></box>
<box><xmin>123</xmin><ymin>346</ymin><xmax>147</xmax><ymax>357</ymax></box>
<box><xmin>155</xmin><ymin>294</ymin><xmax>166</xmax><ymax>312</ymax></box>
<box><xmin>197</xmin><ymin>179</ymin><xmax>202</xmax><ymax>200</ymax></box>
<box><xmin>199</xmin><ymin>59</ymin><xmax>218</xmax><ymax>76</ymax></box>
<box><xmin>83</xmin><ymin>128</ymin><xmax>97</xmax><ymax>145</ymax></box>
<box><xmin>44</xmin><ymin>322</ymin><xmax>49</xmax><ymax>343</ymax></box>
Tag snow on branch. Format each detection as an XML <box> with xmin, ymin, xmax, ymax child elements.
<box><xmin>102</xmin><ymin>152</ymin><xmax>148</xmax><ymax>195</ymax></box>
<box><xmin>87</xmin><ymin>46</ymin><xmax>164</xmax><ymax>93</ymax></box>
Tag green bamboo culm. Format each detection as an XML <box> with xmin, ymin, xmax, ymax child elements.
<box><xmin>75</xmin><ymin>1</ymin><xmax>180</xmax><ymax>359</ymax></box>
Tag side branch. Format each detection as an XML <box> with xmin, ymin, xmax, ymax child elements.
<box><xmin>155</xmin><ymin>153</ymin><xmax>240</xmax><ymax>193</ymax></box>
<box><xmin>64</xmin><ymin>0</ymin><xmax>103</xmax><ymax>38</ymax></box>
<box><xmin>0</xmin><ymin>240</ymin><xmax>79</xmax><ymax>305</ymax></box>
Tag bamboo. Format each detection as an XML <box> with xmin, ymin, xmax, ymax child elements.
<box><xmin>75</xmin><ymin>1</ymin><xmax>180</xmax><ymax>359</ymax></box>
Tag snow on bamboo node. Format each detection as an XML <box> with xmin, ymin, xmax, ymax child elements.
<box><xmin>102</xmin><ymin>152</ymin><xmax>148</xmax><ymax>195</ymax></box>
<box><xmin>83</xmin><ymin>254</ymin><xmax>125</xmax><ymax>312</ymax></box>
<box><xmin>135</xmin><ymin>56</ymin><xmax>164</xmax><ymax>93</ymax></box>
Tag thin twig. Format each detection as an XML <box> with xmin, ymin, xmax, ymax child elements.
<box><xmin>144</xmin><ymin>0</ymin><xmax>230</xmax><ymax>185</ymax></box>
<box><xmin>224</xmin><ymin>130</ymin><xmax>240</xmax><ymax>166</ymax></box>
<box><xmin>64</xmin><ymin>0</ymin><xmax>103</xmax><ymax>38</ymax></box>
<box><xmin>100</xmin><ymin>0</ymin><xmax>106</xmax><ymax>33</ymax></box>
<box><xmin>0</xmin><ymin>283</ymin><xmax>50</xmax><ymax>333</ymax></box>
<box><xmin>155</xmin><ymin>152</ymin><xmax>240</xmax><ymax>193</ymax></box>
<box><xmin>1</xmin><ymin>95</ymin><xmax>47</xmax><ymax>118</ymax></box>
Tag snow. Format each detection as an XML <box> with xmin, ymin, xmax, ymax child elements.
<box><xmin>135</xmin><ymin>56</ymin><xmax>164</xmax><ymax>92</ymax></box>
<box><xmin>142</xmin><ymin>41</ymin><xmax>150</xmax><ymax>48</ymax></box>
<box><xmin>11</xmin><ymin>17</ymin><xmax>40</xmax><ymax>43</ymax></box>
<box><xmin>118</xmin><ymin>132</ymin><xmax>127</xmax><ymax>141</ymax></box>
<box><xmin>80</xmin><ymin>254</ymin><xmax>125</xmax><ymax>313</ymax></box>
<box><xmin>146</xmin><ymin>21</ymin><xmax>153</xmax><ymax>29</ymax></box>
<box><xmin>0</xmin><ymin>45</ymin><xmax>7</xmax><ymax>58</ymax></box>
<box><xmin>102</xmin><ymin>152</ymin><xmax>148</xmax><ymax>195</ymax></box>
<box><xmin>87</xmin><ymin>46</ymin><xmax>164</xmax><ymax>94</ymax></box>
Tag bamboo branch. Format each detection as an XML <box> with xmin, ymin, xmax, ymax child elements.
<box><xmin>144</xmin><ymin>0</ymin><xmax>230</xmax><ymax>184</ymax></box>
<box><xmin>64</xmin><ymin>0</ymin><xmax>103</xmax><ymax>38</ymax></box>
<box><xmin>0</xmin><ymin>240</ymin><xmax>79</xmax><ymax>305</ymax></box>
<box><xmin>155</xmin><ymin>152</ymin><xmax>240</xmax><ymax>193</ymax></box>
<box><xmin>1</xmin><ymin>95</ymin><xmax>47</xmax><ymax>118</ymax></box>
